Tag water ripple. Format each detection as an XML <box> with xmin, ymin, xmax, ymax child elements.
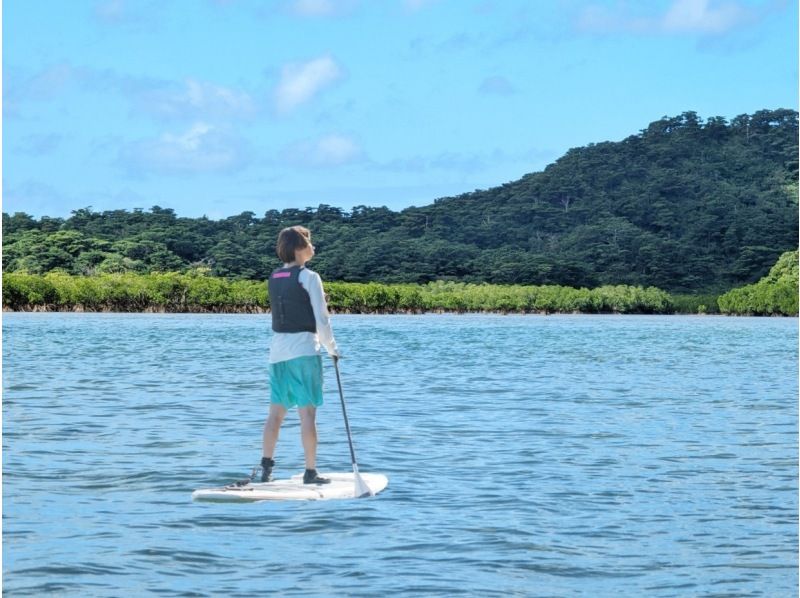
<box><xmin>3</xmin><ymin>313</ymin><xmax>798</xmax><ymax>596</ymax></box>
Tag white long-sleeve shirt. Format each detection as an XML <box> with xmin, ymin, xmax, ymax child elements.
<box><xmin>268</xmin><ymin>266</ymin><xmax>339</xmax><ymax>364</ymax></box>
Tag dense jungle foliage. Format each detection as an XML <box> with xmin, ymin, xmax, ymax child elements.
<box><xmin>718</xmin><ymin>250</ymin><xmax>798</xmax><ymax>315</ymax></box>
<box><xmin>1</xmin><ymin>271</ymin><xmax>678</xmax><ymax>314</ymax></box>
<box><xmin>5</xmin><ymin>251</ymin><xmax>796</xmax><ymax>315</ymax></box>
<box><xmin>3</xmin><ymin>109</ymin><xmax>798</xmax><ymax>295</ymax></box>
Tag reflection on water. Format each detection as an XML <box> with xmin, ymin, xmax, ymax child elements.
<box><xmin>3</xmin><ymin>313</ymin><xmax>798</xmax><ymax>596</ymax></box>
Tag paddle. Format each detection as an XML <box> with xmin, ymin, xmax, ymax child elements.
<box><xmin>332</xmin><ymin>356</ymin><xmax>374</xmax><ymax>498</ymax></box>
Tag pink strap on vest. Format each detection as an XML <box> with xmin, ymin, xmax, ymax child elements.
<box><xmin>272</xmin><ymin>271</ymin><xmax>291</xmax><ymax>279</ymax></box>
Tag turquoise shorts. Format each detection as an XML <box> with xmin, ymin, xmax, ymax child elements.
<box><xmin>269</xmin><ymin>355</ymin><xmax>323</xmax><ymax>409</ymax></box>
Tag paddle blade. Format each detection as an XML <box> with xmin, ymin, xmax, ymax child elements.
<box><xmin>354</xmin><ymin>472</ymin><xmax>374</xmax><ymax>498</ymax></box>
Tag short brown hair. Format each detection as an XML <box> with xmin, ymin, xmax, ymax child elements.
<box><xmin>276</xmin><ymin>226</ymin><xmax>311</xmax><ymax>263</ymax></box>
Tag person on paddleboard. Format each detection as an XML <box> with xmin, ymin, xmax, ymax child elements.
<box><xmin>259</xmin><ymin>225</ymin><xmax>340</xmax><ymax>485</ymax></box>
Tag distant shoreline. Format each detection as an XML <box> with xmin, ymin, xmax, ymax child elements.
<box><xmin>3</xmin><ymin>306</ymin><xmax>792</xmax><ymax>317</ymax></box>
<box><xmin>4</xmin><ymin>270</ymin><xmax>797</xmax><ymax>316</ymax></box>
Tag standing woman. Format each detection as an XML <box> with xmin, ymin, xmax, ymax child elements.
<box><xmin>260</xmin><ymin>225</ymin><xmax>340</xmax><ymax>484</ymax></box>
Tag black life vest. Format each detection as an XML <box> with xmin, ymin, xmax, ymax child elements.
<box><xmin>268</xmin><ymin>266</ymin><xmax>317</xmax><ymax>333</ymax></box>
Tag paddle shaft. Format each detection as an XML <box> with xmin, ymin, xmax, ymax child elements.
<box><xmin>333</xmin><ymin>359</ymin><xmax>359</xmax><ymax>467</ymax></box>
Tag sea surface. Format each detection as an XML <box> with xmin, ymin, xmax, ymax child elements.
<box><xmin>3</xmin><ymin>313</ymin><xmax>798</xmax><ymax>597</ymax></box>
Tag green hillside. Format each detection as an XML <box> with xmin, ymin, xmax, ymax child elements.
<box><xmin>3</xmin><ymin>109</ymin><xmax>797</xmax><ymax>293</ymax></box>
<box><xmin>718</xmin><ymin>250</ymin><xmax>799</xmax><ymax>315</ymax></box>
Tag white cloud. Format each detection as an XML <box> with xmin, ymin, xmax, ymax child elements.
<box><xmin>577</xmin><ymin>0</ymin><xmax>759</xmax><ymax>36</ymax></box>
<box><xmin>371</xmin><ymin>151</ymin><xmax>486</xmax><ymax>174</ymax></box>
<box><xmin>284</xmin><ymin>134</ymin><xmax>362</xmax><ymax>166</ymax></box>
<box><xmin>94</xmin><ymin>0</ymin><xmax>126</xmax><ymax>22</ymax></box>
<box><xmin>371</xmin><ymin>147</ymin><xmax>556</xmax><ymax>174</ymax></box>
<box><xmin>274</xmin><ymin>55</ymin><xmax>342</xmax><ymax>114</ymax></box>
<box><xmin>288</xmin><ymin>0</ymin><xmax>358</xmax><ymax>17</ymax></box>
<box><xmin>120</xmin><ymin>123</ymin><xmax>250</xmax><ymax>175</ymax></box>
<box><xmin>2</xmin><ymin>180</ymin><xmax>69</xmax><ymax>217</ymax></box>
<box><xmin>16</xmin><ymin>134</ymin><xmax>63</xmax><ymax>155</ymax></box>
<box><xmin>3</xmin><ymin>63</ymin><xmax>80</xmax><ymax>118</ymax></box>
<box><xmin>403</xmin><ymin>0</ymin><xmax>439</xmax><ymax>12</ymax></box>
<box><xmin>4</xmin><ymin>64</ymin><xmax>255</xmax><ymax>125</ymax></box>
<box><xmin>135</xmin><ymin>78</ymin><xmax>257</xmax><ymax>121</ymax></box>
<box><xmin>478</xmin><ymin>75</ymin><xmax>516</xmax><ymax>95</ymax></box>
<box><xmin>93</xmin><ymin>0</ymin><xmax>163</xmax><ymax>27</ymax></box>
<box><xmin>2</xmin><ymin>180</ymin><xmax>151</xmax><ymax>218</ymax></box>
<box><xmin>15</xmin><ymin>64</ymin><xmax>76</xmax><ymax>100</ymax></box>
<box><xmin>662</xmin><ymin>0</ymin><xmax>750</xmax><ymax>33</ymax></box>
<box><xmin>314</xmin><ymin>134</ymin><xmax>361</xmax><ymax>164</ymax></box>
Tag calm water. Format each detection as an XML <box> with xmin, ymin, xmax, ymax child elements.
<box><xmin>3</xmin><ymin>313</ymin><xmax>798</xmax><ymax>597</ymax></box>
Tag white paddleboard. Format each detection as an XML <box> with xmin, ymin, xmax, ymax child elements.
<box><xmin>192</xmin><ymin>471</ymin><xmax>388</xmax><ymax>502</ymax></box>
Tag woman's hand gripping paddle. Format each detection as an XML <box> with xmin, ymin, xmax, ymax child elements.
<box><xmin>332</xmin><ymin>356</ymin><xmax>374</xmax><ymax>498</ymax></box>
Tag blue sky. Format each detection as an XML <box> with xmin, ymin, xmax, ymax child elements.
<box><xmin>3</xmin><ymin>0</ymin><xmax>798</xmax><ymax>220</ymax></box>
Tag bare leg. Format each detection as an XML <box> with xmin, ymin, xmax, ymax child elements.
<box><xmin>262</xmin><ymin>403</ymin><xmax>287</xmax><ymax>459</ymax></box>
<box><xmin>298</xmin><ymin>406</ymin><xmax>318</xmax><ymax>469</ymax></box>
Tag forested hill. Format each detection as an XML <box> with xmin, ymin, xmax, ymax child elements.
<box><xmin>3</xmin><ymin>109</ymin><xmax>798</xmax><ymax>293</ymax></box>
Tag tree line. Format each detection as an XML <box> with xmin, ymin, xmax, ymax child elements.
<box><xmin>4</xmin><ymin>251</ymin><xmax>796</xmax><ymax>315</ymax></box>
<box><xmin>3</xmin><ymin>109</ymin><xmax>797</xmax><ymax>295</ymax></box>
<box><xmin>0</xmin><ymin>271</ymin><xmax>679</xmax><ymax>314</ymax></box>
<box><xmin>718</xmin><ymin>250</ymin><xmax>798</xmax><ymax>316</ymax></box>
